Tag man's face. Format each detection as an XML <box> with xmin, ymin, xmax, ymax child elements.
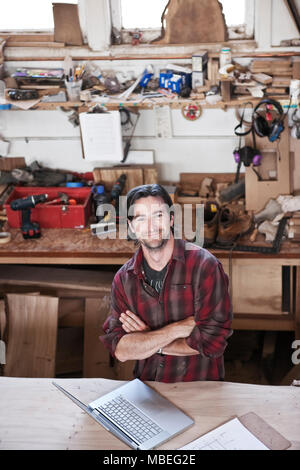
<box><xmin>129</xmin><ymin>196</ymin><xmax>173</xmax><ymax>250</ymax></box>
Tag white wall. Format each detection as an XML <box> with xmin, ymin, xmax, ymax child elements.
<box><xmin>0</xmin><ymin>107</ymin><xmax>241</xmax><ymax>182</ymax></box>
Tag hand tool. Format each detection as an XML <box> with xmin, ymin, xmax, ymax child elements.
<box><xmin>44</xmin><ymin>192</ymin><xmax>77</xmax><ymax>206</ymax></box>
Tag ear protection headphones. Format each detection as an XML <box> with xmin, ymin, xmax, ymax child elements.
<box><xmin>233</xmin><ymin>102</ymin><xmax>262</xmax><ymax>183</ymax></box>
<box><xmin>291</xmin><ymin>108</ymin><xmax>300</xmax><ymax>139</ymax></box>
<box><xmin>253</xmin><ymin>98</ymin><xmax>284</xmax><ymax>142</ymax></box>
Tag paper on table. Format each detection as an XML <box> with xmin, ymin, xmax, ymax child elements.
<box><xmin>179</xmin><ymin>417</ymin><xmax>269</xmax><ymax>450</ymax></box>
<box><xmin>79</xmin><ymin>111</ymin><xmax>123</xmax><ymax>162</ymax></box>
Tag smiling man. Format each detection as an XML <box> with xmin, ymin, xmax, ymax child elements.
<box><xmin>99</xmin><ymin>184</ymin><xmax>233</xmax><ymax>382</ymax></box>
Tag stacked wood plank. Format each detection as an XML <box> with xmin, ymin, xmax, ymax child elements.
<box><xmin>250</xmin><ymin>58</ymin><xmax>292</xmax><ymax>97</ymax></box>
<box><xmin>93</xmin><ymin>165</ymin><xmax>158</xmax><ymax>192</ymax></box>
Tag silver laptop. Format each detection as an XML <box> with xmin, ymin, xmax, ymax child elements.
<box><xmin>53</xmin><ymin>378</ymin><xmax>194</xmax><ymax>450</ymax></box>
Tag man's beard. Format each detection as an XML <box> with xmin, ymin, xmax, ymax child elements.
<box><xmin>139</xmin><ymin>228</ymin><xmax>171</xmax><ymax>251</ymax></box>
<box><xmin>140</xmin><ymin>237</ymin><xmax>169</xmax><ymax>251</ymax></box>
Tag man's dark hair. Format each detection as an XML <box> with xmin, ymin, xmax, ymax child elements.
<box><xmin>126</xmin><ymin>184</ymin><xmax>174</xmax><ymax>240</ymax></box>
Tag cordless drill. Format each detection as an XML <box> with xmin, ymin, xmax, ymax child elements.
<box><xmin>111</xmin><ymin>174</ymin><xmax>126</xmax><ymax>222</ymax></box>
<box><xmin>10</xmin><ymin>194</ymin><xmax>48</xmax><ymax>239</ymax></box>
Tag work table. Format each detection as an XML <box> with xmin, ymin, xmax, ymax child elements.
<box><xmin>0</xmin><ymin>227</ymin><xmax>300</xmax><ymax>264</ymax></box>
<box><xmin>0</xmin><ymin>377</ymin><xmax>299</xmax><ymax>450</ymax></box>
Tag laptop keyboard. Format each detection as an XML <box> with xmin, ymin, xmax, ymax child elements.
<box><xmin>96</xmin><ymin>395</ymin><xmax>163</xmax><ymax>444</ymax></box>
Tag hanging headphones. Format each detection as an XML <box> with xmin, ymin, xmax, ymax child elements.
<box><xmin>253</xmin><ymin>98</ymin><xmax>284</xmax><ymax>142</ymax></box>
<box><xmin>291</xmin><ymin>108</ymin><xmax>300</xmax><ymax>139</ymax></box>
<box><xmin>233</xmin><ymin>102</ymin><xmax>262</xmax><ymax>183</ymax></box>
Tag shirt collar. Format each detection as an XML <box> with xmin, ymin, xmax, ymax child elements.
<box><xmin>128</xmin><ymin>238</ymin><xmax>185</xmax><ymax>275</ymax></box>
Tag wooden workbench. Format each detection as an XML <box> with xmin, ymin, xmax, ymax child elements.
<box><xmin>0</xmin><ymin>226</ymin><xmax>300</xmax><ymax>263</ymax></box>
<box><xmin>0</xmin><ymin>377</ymin><xmax>299</xmax><ymax>450</ymax></box>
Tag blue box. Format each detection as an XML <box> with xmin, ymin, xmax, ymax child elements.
<box><xmin>139</xmin><ymin>69</ymin><xmax>154</xmax><ymax>88</ymax></box>
<box><xmin>167</xmin><ymin>75</ymin><xmax>183</xmax><ymax>93</ymax></box>
<box><xmin>159</xmin><ymin>71</ymin><xmax>173</xmax><ymax>88</ymax></box>
<box><xmin>166</xmin><ymin>69</ymin><xmax>192</xmax><ymax>88</ymax></box>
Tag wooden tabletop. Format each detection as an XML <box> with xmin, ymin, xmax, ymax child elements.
<box><xmin>0</xmin><ymin>377</ymin><xmax>299</xmax><ymax>450</ymax></box>
<box><xmin>0</xmin><ymin>228</ymin><xmax>300</xmax><ymax>264</ymax></box>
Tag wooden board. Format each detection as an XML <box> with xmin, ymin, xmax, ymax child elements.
<box><xmin>252</xmin><ymin>73</ymin><xmax>273</xmax><ymax>85</ymax></box>
<box><xmin>0</xmin><ymin>157</ymin><xmax>26</xmax><ymax>171</ymax></box>
<box><xmin>0</xmin><ymin>266</ymin><xmax>115</xmax><ymax>293</ymax></box>
<box><xmin>7</xmin><ymin>42</ymin><xmax>65</xmax><ymax>48</ymax></box>
<box><xmin>4</xmin><ymin>294</ymin><xmax>59</xmax><ymax>377</ymax></box>
<box><xmin>250</xmin><ymin>59</ymin><xmax>292</xmax><ymax>75</ymax></box>
<box><xmin>83</xmin><ymin>297</ymin><xmax>116</xmax><ymax>379</ymax></box>
<box><xmin>93</xmin><ymin>167</ymin><xmax>144</xmax><ymax>193</ymax></box>
<box><xmin>272</xmin><ymin>76</ymin><xmax>291</xmax><ymax>87</ymax></box>
<box><xmin>0</xmin><ymin>378</ymin><xmax>299</xmax><ymax>450</ymax></box>
<box><xmin>232</xmin><ymin>260</ymin><xmax>282</xmax><ymax>315</ymax></box>
<box><xmin>179</xmin><ymin>172</ymin><xmax>240</xmax><ymax>193</ymax></box>
<box><xmin>52</xmin><ymin>3</ymin><xmax>83</xmax><ymax>46</ymax></box>
<box><xmin>293</xmin><ymin>58</ymin><xmax>300</xmax><ymax>79</ymax></box>
<box><xmin>142</xmin><ymin>166</ymin><xmax>158</xmax><ymax>185</ymax></box>
<box><xmin>153</xmin><ymin>0</ymin><xmax>227</xmax><ymax>44</ymax></box>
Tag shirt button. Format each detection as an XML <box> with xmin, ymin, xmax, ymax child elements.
<box><xmin>159</xmin><ymin>363</ymin><xmax>164</xmax><ymax>368</ymax></box>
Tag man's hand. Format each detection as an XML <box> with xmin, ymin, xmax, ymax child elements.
<box><xmin>119</xmin><ymin>310</ymin><xmax>150</xmax><ymax>333</ymax></box>
<box><xmin>174</xmin><ymin>316</ymin><xmax>196</xmax><ymax>338</ymax></box>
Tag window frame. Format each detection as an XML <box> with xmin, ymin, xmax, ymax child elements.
<box><xmin>1</xmin><ymin>0</ymin><xmax>298</xmax><ymax>54</ymax></box>
<box><xmin>0</xmin><ymin>0</ymin><xmax>85</xmax><ymax>43</ymax></box>
<box><xmin>113</xmin><ymin>0</ymin><xmax>255</xmax><ymax>44</ymax></box>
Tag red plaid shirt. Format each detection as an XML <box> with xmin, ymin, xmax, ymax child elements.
<box><xmin>100</xmin><ymin>239</ymin><xmax>233</xmax><ymax>383</ymax></box>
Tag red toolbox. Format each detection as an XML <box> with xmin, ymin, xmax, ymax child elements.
<box><xmin>5</xmin><ymin>187</ymin><xmax>92</xmax><ymax>229</ymax></box>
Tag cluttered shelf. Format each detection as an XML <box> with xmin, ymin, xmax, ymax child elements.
<box><xmin>1</xmin><ymin>50</ymin><xmax>298</xmax><ymax>111</ymax></box>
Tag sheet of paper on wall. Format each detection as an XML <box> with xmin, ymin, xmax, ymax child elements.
<box><xmin>79</xmin><ymin>111</ymin><xmax>123</xmax><ymax>162</ymax></box>
<box><xmin>179</xmin><ymin>418</ymin><xmax>269</xmax><ymax>450</ymax></box>
<box><xmin>155</xmin><ymin>105</ymin><xmax>172</xmax><ymax>138</ymax></box>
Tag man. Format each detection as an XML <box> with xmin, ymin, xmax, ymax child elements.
<box><xmin>99</xmin><ymin>184</ymin><xmax>233</xmax><ymax>382</ymax></box>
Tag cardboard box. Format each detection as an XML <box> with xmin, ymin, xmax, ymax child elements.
<box><xmin>192</xmin><ymin>51</ymin><xmax>208</xmax><ymax>72</ymax></box>
<box><xmin>192</xmin><ymin>70</ymin><xmax>207</xmax><ymax>89</ymax></box>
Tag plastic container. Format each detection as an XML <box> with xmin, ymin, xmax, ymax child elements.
<box><xmin>92</xmin><ymin>185</ymin><xmax>110</xmax><ymax>222</ymax></box>
<box><xmin>65</xmin><ymin>79</ymin><xmax>82</xmax><ymax>102</ymax></box>
<box><xmin>5</xmin><ymin>187</ymin><xmax>92</xmax><ymax>229</ymax></box>
<box><xmin>219</xmin><ymin>47</ymin><xmax>232</xmax><ymax>68</ymax></box>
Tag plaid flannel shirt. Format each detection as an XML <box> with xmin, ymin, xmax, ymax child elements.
<box><xmin>99</xmin><ymin>239</ymin><xmax>233</xmax><ymax>382</ymax></box>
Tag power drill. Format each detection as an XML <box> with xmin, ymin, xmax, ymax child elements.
<box><xmin>10</xmin><ymin>194</ymin><xmax>48</xmax><ymax>239</ymax></box>
<box><xmin>111</xmin><ymin>174</ymin><xmax>126</xmax><ymax>222</ymax></box>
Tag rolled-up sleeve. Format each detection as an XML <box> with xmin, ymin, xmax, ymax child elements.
<box><xmin>99</xmin><ymin>272</ymin><xmax>129</xmax><ymax>358</ymax></box>
<box><xmin>186</xmin><ymin>260</ymin><xmax>233</xmax><ymax>358</ymax></box>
